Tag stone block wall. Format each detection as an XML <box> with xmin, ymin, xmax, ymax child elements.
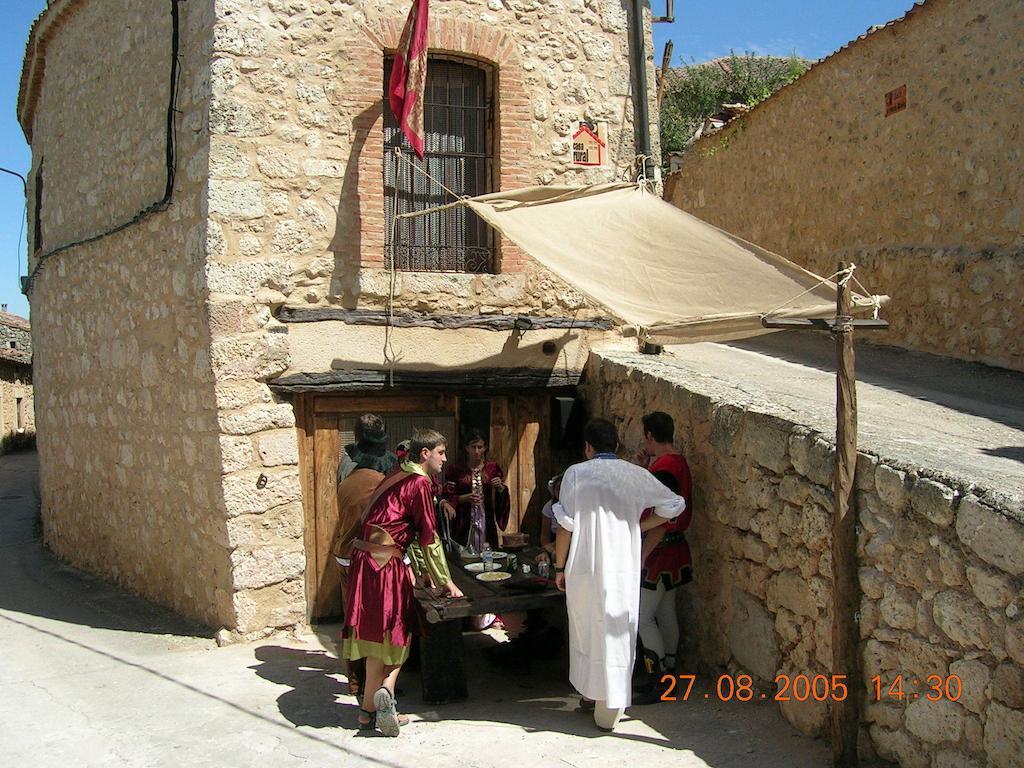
<box><xmin>203</xmin><ymin>0</ymin><xmax>660</xmax><ymax>631</ymax></box>
<box><xmin>0</xmin><ymin>360</ymin><xmax>34</xmax><ymax>439</ymax></box>
<box><xmin>206</xmin><ymin>0</ymin><xmax>658</xmax><ymax>316</ymax></box>
<box><xmin>583</xmin><ymin>351</ymin><xmax>1024</xmax><ymax>768</ymax></box>
<box><xmin>21</xmin><ymin>0</ymin><xmax>237</xmax><ymax>629</ymax></box>
<box><xmin>813</xmin><ymin>245</ymin><xmax>1021</xmax><ymax>370</ymax></box>
<box><xmin>22</xmin><ymin>0</ymin><xmax>173</xmax><ymax>253</ymax></box>
<box><xmin>664</xmin><ymin>0</ymin><xmax>1024</xmax><ymax>372</ymax></box>
<box><xmin>0</xmin><ymin>317</ymin><xmax>32</xmax><ymax>356</ymax></box>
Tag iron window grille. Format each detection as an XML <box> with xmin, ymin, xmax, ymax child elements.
<box><xmin>384</xmin><ymin>57</ymin><xmax>495</xmax><ymax>273</ymax></box>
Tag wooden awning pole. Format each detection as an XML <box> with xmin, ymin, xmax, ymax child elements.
<box><xmin>832</xmin><ymin>261</ymin><xmax>861</xmax><ymax>766</ymax></box>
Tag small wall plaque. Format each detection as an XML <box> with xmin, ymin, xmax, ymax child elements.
<box><xmin>885</xmin><ymin>84</ymin><xmax>907</xmax><ymax>117</ymax></box>
<box><xmin>572</xmin><ymin>121</ymin><xmax>607</xmax><ymax>166</ymax></box>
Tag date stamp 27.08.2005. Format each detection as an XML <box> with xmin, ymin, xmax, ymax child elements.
<box><xmin>659</xmin><ymin>673</ymin><xmax>964</xmax><ymax>704</ymax></box>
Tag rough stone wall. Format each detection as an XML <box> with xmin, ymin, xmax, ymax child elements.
<box><xmin>204</xmin><ymin>0</ymin><xmax>660</xmax><ymax>632</ymax></box>
<box><xmin>23</xmin><ymin>0</ymin><xmax>236</xmax><ymax>629</ymax></box>
<box><xmin>0</xmin><ymin>318</ymin><xmax>32</xmax><ymax>356</ymax></box>
<box><xmin>206</xmin><ymin>0</ymin><xmax>658</xmax><ymax>315</ymax></box>
<box><xmin>664</xmin><ymin>0</ymin><xmax>1024</xmax><ymax>372</ymax></box>
<box><xmin>0</xmin><ymin>360</ymin><xmax>34</xmax><ymax>438</ymax></box>
<box><xmin>24</xmin><ymin>0</ymin><xmax>171</xmax><ymax>253</ymax></box>
<box><xmin>583</xmin><ymin>351</ymin><xmax>1024</xmax><ymax>768</ymax></box>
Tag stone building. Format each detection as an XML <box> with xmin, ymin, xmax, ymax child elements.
<box><xmin>0</xmin><ymin>306</ymin><xmax>32</xmax><ymax>356</ymax></box>
<box><xmin>585</xmin><ymin>350</ymin><xmax>1023</xmax><ymax>767</ymax></box>
<box><xmin>665</xmin><ymin>0</ymin><xmax>1024</xmax><ymax>372</ymax></box>
<box><xmin>0</xmin><ymin>309</ymin><xmax>33</xmax><ymax>441</ymax></box>
<box><xmin>18</xmin><ymin>0</ymin><xmax>658</xmax><ymax>634</ymax></box>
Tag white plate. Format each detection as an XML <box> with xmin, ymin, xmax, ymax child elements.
<box><xmin>464</xmin><ymin>562</ymin><xmax>487</xmax><ymax>573</ymax></box>
<box><xmin>476</xmin><ymin>571</ymin><xmax>512</xmax><ymax>582</ymax></box>
<box><xmin>491</xmin><ymin>551</ymin><xmax>509</xmax><ymax>560</ymax></box>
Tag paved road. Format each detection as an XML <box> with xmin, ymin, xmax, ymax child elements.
<box><xmin>0</xmin><ymin>450</ymin><xmax>829</xmax><ymax>767</ymax></box>
<box><xmin>603</xmin><ymin>332</ymin><xmax>1024</xmax><ymax>515</ymax></box>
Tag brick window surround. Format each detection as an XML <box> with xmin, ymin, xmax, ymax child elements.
<box><xmin>353</xmin><ymin>16</ymin><xmax>533</xmax><ymax>273</ymax></box>
<box><xmin>384</xmin><ymin>56</ymin><xmax>495</xmax><ymax>273</ymax></box>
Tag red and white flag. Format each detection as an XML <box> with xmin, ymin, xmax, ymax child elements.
<box><xmin>388</xmin><ymin>0</ymin><xmax>430</xmax><ymax>159</ymax></box>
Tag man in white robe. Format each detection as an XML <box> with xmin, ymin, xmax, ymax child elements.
<box><xmin>553</xmin><ymin>418</ymin><xmax>686</xmax><ymax>731</ymax></box>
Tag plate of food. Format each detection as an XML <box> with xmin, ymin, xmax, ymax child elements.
<box><xmin>490</xmin><ymin>551</ymin><xmax>509</xmax><ymax>560</ymax></box>
<box><xmin>464</xmin><ymin>562</ymin><xmax>487</xmax><ymax>573</ymax></box>
<box><xmin>476</xmin><ymin>570</ymin><xmax>512</xmax><ymax>582</ymax></box>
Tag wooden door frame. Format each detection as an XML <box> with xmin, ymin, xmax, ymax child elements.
<box><xmin>294</xmin><ymin>388</ymin><xmax>575</xmax><ymax>621</ymax></box>
<box><xmin>295</xmin><ymin>391</ymin><xmax>457</xmax><ymax>621</ymax></box>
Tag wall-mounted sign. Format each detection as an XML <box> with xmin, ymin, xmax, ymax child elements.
<box><xmin>572</xmin><ymin>121</ymin><xmax>607</xmax><ymax>166</ymax></box>
<box><xmin>885</xmin><ymin>84</ymin><xmax>907</xmax><ymax>117</ymax></box>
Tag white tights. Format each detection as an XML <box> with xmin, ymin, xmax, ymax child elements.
<box><xmin>638</xmin><ymin>581</ymin><xmax>678</xmax><ymax>664</ymax></box>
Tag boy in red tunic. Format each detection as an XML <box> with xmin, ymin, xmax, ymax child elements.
<box><xmin>342</xmin><ymin>428</ymin><xmax>463</xmax><ymax>736</ymax></box>
<box><xmin>635</xmin><ymin>412</ymin><xmax>693</xmax><ymax>674</ymax></box>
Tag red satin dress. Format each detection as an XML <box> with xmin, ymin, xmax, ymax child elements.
<box><xmin>343</xmin><ymin>472</ymin><xmax>438</xmax><ymax>660</ymax></box>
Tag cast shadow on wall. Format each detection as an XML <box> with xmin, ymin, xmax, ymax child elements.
<box><xmin>328</xmin><ymin>330</ymin><xmax>580</xmax><ymax>376</ymax></box>
<box><xmin>329</xmin><ymin>101</ymin><xmax>382</xmax><ymax>310</ymax></box>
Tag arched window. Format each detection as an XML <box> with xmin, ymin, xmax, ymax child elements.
<box><xmin>384</xmin><ymin>57</ymin><xmax>495</xmax><ymax>273</ymax></box>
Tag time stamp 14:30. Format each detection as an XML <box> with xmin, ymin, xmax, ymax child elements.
<box><xmin>659</xmin><ymin>673</ymin><xmax>964</xmax><ymax>703</ymax></box>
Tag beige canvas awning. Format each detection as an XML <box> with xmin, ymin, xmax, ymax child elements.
<box><xmin>457</xmin><ymin>182</ymin><xmax>886</xmax><ymax>344</ymax></box>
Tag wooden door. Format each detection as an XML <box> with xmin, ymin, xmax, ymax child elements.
<box><xmin>488</xmin><ymin>393</ymin><xmax>565</xmax><ymax>538</ymax></box>
<box><xmin>297</xmin><ymin>392</ymin><xmax>456</xmax><ymax>621</ymax></box>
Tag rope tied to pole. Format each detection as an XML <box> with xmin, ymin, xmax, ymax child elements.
<box><xmin>835</xmin><ymin>263</ymin><xmax>856</xmax><ymax>286</ymax></box>
<box><xmin>760</xmin><ymin>262</ymin><xmax>884</xmax><ymax>321</ymax></box>
<box><xmin>634</xmin><ymin>154</ymin><xmax>658</xmax><ymax>194</ymax></box>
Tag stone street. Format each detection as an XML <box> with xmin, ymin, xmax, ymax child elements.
<box><xmin>0</xmin><ymin>449</ymin><xmax>829</xmax><ymax>768</ymax></box>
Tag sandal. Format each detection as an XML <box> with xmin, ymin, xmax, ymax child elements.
<box><xmin>374</xmin><ymin>687</ymin><xmax>402</xmax><ymax>737</ymax></box>
<box><xmin>358</xmin><ymin>703</ymin><xmax>410</xmax><ymax>734</ymax></box>
<box><xmin>357</xmin><ymin>708</ymin><xmax>376</xmax><ymax>731</ymax></box>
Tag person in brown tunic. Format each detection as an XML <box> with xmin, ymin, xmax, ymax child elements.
<box><xmin>332</xmin><ymin>414</ymin><xmax>398</xmax><ymax>697</ymax></box>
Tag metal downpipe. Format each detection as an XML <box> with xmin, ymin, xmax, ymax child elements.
<box><xmin>630</xmin><ymin>0</ymin><xmax>654</xmax><ymax>179</ymax></box>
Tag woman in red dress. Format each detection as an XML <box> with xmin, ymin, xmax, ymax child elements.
<box><xmin>444</xmin><ymin>429</ymin><xmax>510</xmax><ymax>551</ymax></box>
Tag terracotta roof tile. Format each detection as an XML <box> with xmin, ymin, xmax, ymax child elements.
<box><xmin>0</xmin><ymin>311</ymin><xmax>30</xmax><ymax>331</ymax></box>
<box><xmin>0</xmin><ymin>347</ymin><xmax>32</xmax><ymax>365</ymax></box>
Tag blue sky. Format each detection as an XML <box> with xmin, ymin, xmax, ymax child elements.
<box><xmin>0</xmin><ymin>0</ymin><xmax>914</xmax><ymax>320</ymax></box>
<box><xmin>654</xmin><ymin>0</ymin><xmax>915</xmax><ymax>65</ymax></box>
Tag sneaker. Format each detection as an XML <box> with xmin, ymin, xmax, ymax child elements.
<box><xmin>373</xmin><ymin>687</ymin><xmax>401</xmax><ymax>737</ymax></box>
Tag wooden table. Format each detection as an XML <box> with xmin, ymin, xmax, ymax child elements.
<box><xmin>413</xmin><ymin>547</ymin><xmax>565</xmax><ymax>703</ymax></box>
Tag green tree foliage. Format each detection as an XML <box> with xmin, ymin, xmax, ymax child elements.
<box><xmin>660</xmin><ymin>52</ymin><xmax>810</xmax><ymax>158</ymax></box>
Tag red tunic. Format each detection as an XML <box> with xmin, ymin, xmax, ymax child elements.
<box><xmin>343</xmin><ymin>472</ymin><xmax>438</xmax><ymax>649</ymax></box>
<box><xmin>641</xmin><ymin>453</ymin><xmax>694</xmax><ymax>590</ymax></box>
